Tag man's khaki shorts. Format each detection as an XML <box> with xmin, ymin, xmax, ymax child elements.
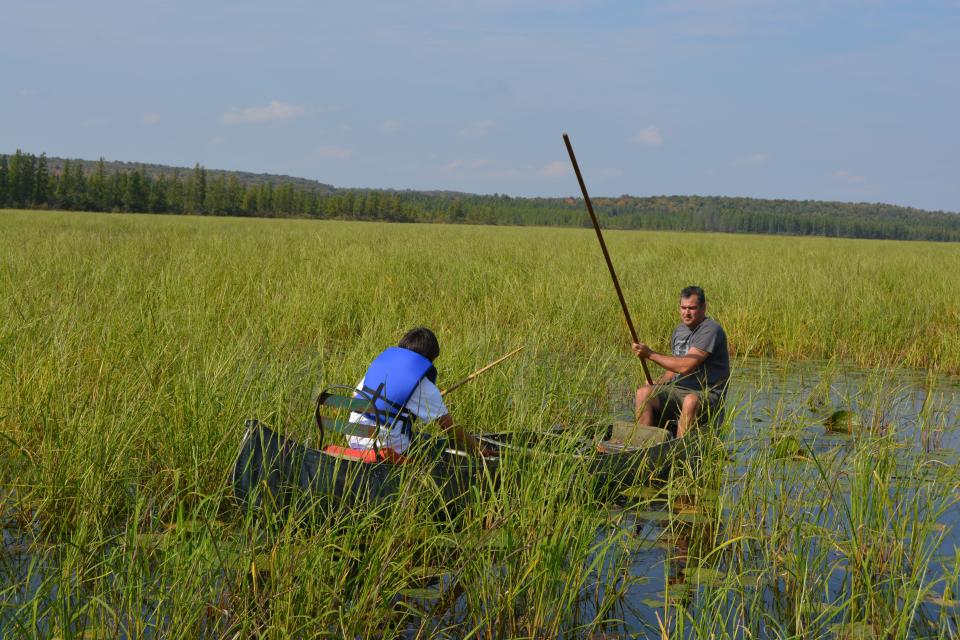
<box><xmin>648</xmin><ymin>384</ymin><xmax>724</xmax><ymax>426</ymax></box>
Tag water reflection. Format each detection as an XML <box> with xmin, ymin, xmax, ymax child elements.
<box><xmin>607</xmin><ymin>358</ymin><xmax>960</xmax><ymax>637</ymax></box>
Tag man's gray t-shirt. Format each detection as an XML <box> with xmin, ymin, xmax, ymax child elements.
<box><xmin>670</xmin><ymin>317</ymin><xmax>730</xmax><ymax>392</ymax></box>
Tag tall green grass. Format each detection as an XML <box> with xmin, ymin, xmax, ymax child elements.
<box><xmin>2</xmin><ymin>210</ymin><xmax>959</xmax><ymax>638</ymax></box>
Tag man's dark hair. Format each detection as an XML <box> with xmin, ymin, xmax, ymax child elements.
<box><xmin>680</xmin><ymin>285</ymin><xmax>706</xmax><ymax>307</ymax></box>
<box><xmin>398</xmin><ymin>327</ymin><xmax>440</xmax><ymax>361</ymax></box>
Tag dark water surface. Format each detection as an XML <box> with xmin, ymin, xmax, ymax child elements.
<box><xmin>598</xmin><ymin>359</ymin><xmax>960</xmax><ymax>638</ymax></box>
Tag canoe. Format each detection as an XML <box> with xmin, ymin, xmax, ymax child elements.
<box><xmin>471</xmin><ymin>421</ymin><xmax>688</xmax><ymax>495</ymax></box>
<box><xmin>589</xmin><ymin>422</ymin><xmax>688</xmax><ymax>490</ymax></box>
<box><xmin>230</xmin><ymin>418</ymin><xmax>708</xmax><ymax>516</ymax></box>
<box><xmin>231</xmin><ymin>419</ymin><xmax>497</xmax><ymax>518</ymax></box>
<box><xmin>232</xmin><ymin>380</ymin><xmax>718</xmax><ymax>516</ymax></box>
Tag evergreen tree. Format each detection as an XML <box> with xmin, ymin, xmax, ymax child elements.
<box><xmin>55</xmin><ymin>159</ymin><xmax>74</xmax><ymax>209</ymax></box>
<box><xmin>256</xmin><ymin>183</ymin><xmax>273</xmax><ymax>215</ymax></box>
<box><xmin>274</xmin><ymin>182</ymin><xmax>295</xmax><ymax>214</ymax></box>
<box><xmin>187</xmin><ymin>163</ymin><xmax>206</xmax><ymax>213</ymax></box>
<box><xmin>226</xmin><ymin>176</ymin><xmax>244</xmax><ymax>214</ymax></box>
<box><xmin>33</xmin><ymin>153</ymin><xmax>50</xmax><ymax>207</ymax></box>
<box><xmin>89</xmin><ymin>158</ymin><xmax>108</xmax><ymax>211</ymax></box>
<box><xmin>367</xmin><ymin>191</ymin><xmax>382</xmax><ymax>219</ymax></box>
<box><xmin>0</xmin><ymin>156</ymin><xmax>8</xmax><ymax>207</ymax></box>
<box><xmin>167</xmin><ymin>171</ymin><xmax>185</xmax><ymax>214</ymax></box>
<box><xmin>74</xmin><ymin>161</ymin><xmax>89</xmax><ymax>209</ymax></box>
<box><xmin>150</xmin><ymin>174</ymin><xmax>169</xmax><ymax>213</ymax></box>
<box><xmin>107</xmin><ymin>171</ymin><xmax>124</xmax><ymax>211</ymax></box>
<box><xmin>241</xmin><ymin>183</ymin><xmax>257</xmax><ymax>215</ymax></box>
<box><xmin>9</xmin><ymin>150</ymin><xmax>35</xmax><ymax>207</ymax></box>
<box><xmin>123</xmin><ymin>167</ymin><xmax>149</xmax><ymax>212</ymax></box>
<box><xmin>204</xmin><ymin>175</ymin><xmax>228</xmax><ymax>215</ymax></box>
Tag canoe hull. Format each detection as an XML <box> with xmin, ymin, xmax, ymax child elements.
<box><xmin>475</xmin><ymin>422</ymin><xmax>697</xmax><ymax>495</ymax></box>
<box><xmin>231</xmin><ymin>420</ymin><xmax>496</xmax><ymax>518</ymax></box>
<box><xmin>231</xmin><ymin>417</ymin><xmax>710</xmax><ymax>516</ymax></box>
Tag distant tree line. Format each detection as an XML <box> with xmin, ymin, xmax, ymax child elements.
<box><xmin>3</xmin><ymin>149</ymin><xmax>959</xmax><ymax>241</ymax></box>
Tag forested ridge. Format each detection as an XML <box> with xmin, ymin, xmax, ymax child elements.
<box><xmin>3</xmin><ymin>150</ymin><xmax>958</xmax><ymax>241</ymax></box>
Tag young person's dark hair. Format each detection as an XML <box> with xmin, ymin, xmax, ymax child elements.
<box><xmin>680</xmin><ymin>285</ymin><xmax>706</xmax><ymax>307</ymax></box>
<box><xmin>398</xmin><ymin>327</ymin><xmax>440</xmax><ymax>362</ymax></box>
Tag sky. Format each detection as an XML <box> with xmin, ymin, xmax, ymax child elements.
<box><xmin>3</xmin><ymin>1</ymin><xmax>959</xmax><ymax>212</ymax></box>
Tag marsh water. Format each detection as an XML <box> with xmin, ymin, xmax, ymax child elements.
<box><xmin>3</xmin><ymin>359</ymin><xmax>959</xmax><ymax>638</ymax></box>
<box><xmin>596</xmin><ymin>359</ymin><xmax>960</xmax><ymax>638</ymax></box>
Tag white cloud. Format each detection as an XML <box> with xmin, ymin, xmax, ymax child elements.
<box><xmin>441</xmin><ymin>159</ymin><xmax>464</xmax><ymax>172</ymax></box>
<box><xmin>142</xmin><ymin>113</ymin><xmax>161</xmax><ymax>125</ymax></box>
<box><xmin>470</xmin><ymin>158</ymin><xmax>491</xmax><ymax>168</ymax></box>
<box><xmin>18</xmin><ymin>88</ymin><xmax>36</xmax><ymax>98</ymax></box>
<box><xmin>380</xmin><ymin>120</ymin><xmax>403</xmax><ymax>133</ymax></box>
<box><xmin>834</xmin><ymin>169</ymin><xmax>865</xmax><ymax>184</ymax></box>
<box><xmin>632</xmin><ymin>126</ymin><xmax>663</xmax><ymax>146</ymax></box>
<box><xmin>318</xmin><ymin>145</ymin><xmax>353</xmax><ymax>159</ymax></box>
<box><xmin>222</xmin><ymin>100</ymin><xmax>305</xmax><ymax>125</ymax></box>
<box><xmin>458</xmin><ymin>119</ymin><xmax>496</xmax><ymax>138</ymax></box>
<box><xmin>538</xmin><ymin>160</ymin><xmax>570</xmax><ymax>177</ymax></box>
<box><xmin>207</xmin><ymin>137</ymin><xmax>225</xmax><ymax>147</ymax></box>
<box><xmin>733</xmin><ymin>153</ymin><xmax>766</xmax><ymax>167</ymax></box>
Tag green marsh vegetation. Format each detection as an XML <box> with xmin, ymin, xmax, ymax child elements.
<box><xmin>1</xmin><ymin>210</ymin><xmax>959</xmax><ymax>638</ymax></box>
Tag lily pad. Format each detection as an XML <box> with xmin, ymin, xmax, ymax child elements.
<box><xmin>628</xmin><ymin>538</ymin><xmax>671</xmax><ymax>552</ymax></box>
<box><xmin>828</xmin><ymin>621</ymin><xmax>877</xmax><ymax>639</ymax></box>
<box><xmin>682</xmin><ymin>566</ymin><xmax>726</xmax><ymax>586</ymax></box>
<box><xmin>634</xmin><ymin>510</ymin><xmax>672</xmax><ymax>523</ymax></box>
<box><xmin>404</xmin><ymin>565</ymin><xmax>447</xmax><ymax>581</ymax></box>
<box><xmin>926</xmin><ymin>450</ymin><xmax>960</xmax><ymax>466</ymax></box>
<box><xmin>620</xmin><ymin>486</ymin><xmax>666</xmax><ymax>500</ymax></box>
<box><xmin>675</xmin><ymin>512</ymin><xmax>710</xmax><ymax>525</ymax></box>
<box><xmin>399</xmin><ymin>587</ymin><xmax>444</xmax><ymax>600</ymax></box>
<box><xmin>806</xmin><ymin>391</ymin><xmax>830</xmax><ymax>412</ymax></box>
<box><xmin>771</xmin><ymin>435</ymin><xmax>802</xmax><ymax>459</ymax></box>
<box><xmin>640</xmin><ymin>587</ymin><xmax>691</xmax><ymax>608</ymax></box>
<box><xmin>825</xmin><ymin>410</ymin><xmax>860</xmax><ymax>434</ymax></box>
<box><xmin>135</xmin><ymin>531</ymin><xmax>172</xmax><ymax>552</ymax></box>
<box><xmin>926</xmin><ymin>594</ymin><xmax>960</xmax><ymax>609</ymax></box>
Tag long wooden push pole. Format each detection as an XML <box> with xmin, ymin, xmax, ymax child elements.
<box><xmin>563</xmin><ymin>133</ymin><xmax>653</xmax><ymax>385</ymax></box>
<box><xmin>441</xmin><ymin>346</ymin><xmax>525</xmax><ymax>397</ymax></box>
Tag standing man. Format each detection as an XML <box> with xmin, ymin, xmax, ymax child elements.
<box><xmin>632</xmin><ymin>286</ymin><xmax>729</xmax><ymax>437</ymax></box>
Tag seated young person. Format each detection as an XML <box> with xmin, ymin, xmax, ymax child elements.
<box><xmin>348</xmin><ymin>327</ymin><xmax>490</xmax><ymax>457</ymax></box>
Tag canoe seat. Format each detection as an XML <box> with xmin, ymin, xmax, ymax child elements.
<box><xmin>323</xmin><ymin>444</ymin><xmax>408</xmax><ymax>464</ymax></box>
<box><xmin>597</xmin><ymin>422</ymin><xmax>671</xmax><ymax>453</ymax></box>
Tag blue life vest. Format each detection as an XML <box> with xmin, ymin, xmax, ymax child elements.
<box><xmin>360</xmin><ymin>347</ymin><xmax>438</xmax><ymax>436</ymax></box>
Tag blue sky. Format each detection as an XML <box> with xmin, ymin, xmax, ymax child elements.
<box><xmin>3</xmin><ymin>1</ymin><xmax>958</xmax><ymax>211</ymax></box>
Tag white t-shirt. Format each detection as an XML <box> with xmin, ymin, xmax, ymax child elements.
<box><xmin>347</xmin><ymin>376</ymin><xmax>448</xmax><ymax>454</ymax></box>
